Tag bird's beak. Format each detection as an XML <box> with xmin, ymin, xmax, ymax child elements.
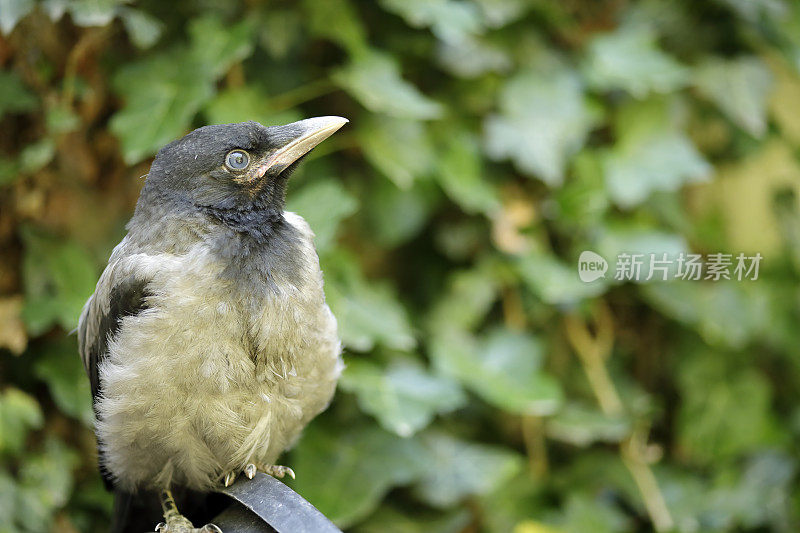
<box><xmin>259</xmin><ymin>116</ymin><xmax>349</xmax><ymax>177</ymax></box>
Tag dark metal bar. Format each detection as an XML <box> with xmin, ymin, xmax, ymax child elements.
<box><xmin>213</xmin><ymin>473</ymin><xmax>342</xmax><ymax>533</ymax></box>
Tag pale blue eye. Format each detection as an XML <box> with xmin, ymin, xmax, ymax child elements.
<box><xmin>225</xmin><ymin>150</ymin><xmax>249</xmax><ymax>170</ymax></box>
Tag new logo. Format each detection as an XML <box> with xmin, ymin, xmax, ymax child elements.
<box><xmin>578</xmin><ymin>251</ymin><xmax>608</xmax><ymax>282</ymax></box>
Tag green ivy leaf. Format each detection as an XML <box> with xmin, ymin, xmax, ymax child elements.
<box><xmin>479</xmin><ymin>473</ymin><xmax>548</xmax><ymax>533</ymax></box>
<box><xmin>110</xmin><ymin>49</ymin><xmax>214</xmax><ymax>164</ymax></box>
<box><xmin>516</xmin><ymin>252</ymin><xmax>607</xmax><ymax>306</ymax></box>
<box><xmin>676</xmin><ymin>347</ymin><xmax>782</xmax><ymax>464</ymax></box>
<box><xmin>583</xmin><ymin>24</ymin><xmax>690</xmax><ymax>97</ymax></box>
<box><xmin>66</xmin><ymin>0</ymin><xmax>130</xmax><ymax>27</ymax></box>
<box><xmin>694</xmin><ymin>56</ymin><xmax>774</xmax><ymax>138</ymax></box>
<box><xmin>642</xmin><ymin>281</ymin><xmax>767</xmax><ymax>348</ymax></box>
<box><xmin>722</xmin><ymin>452</ymin><xmax>797</xmax><ymax>528</ymax></box>
<box><xmin>364</xmin><ymin>178</ymin><xmax>435</xmax><ymax>247</ymax></box>
<box><xmin>20</xmin><ymin>226</ymin><xmax>98</xmax><ymax>334</ymax></box>
<box><xmin>551</xmin><ymin>150</ymin><xmax>609</xmax><ymax>230</ymax></box>
<box><xmin>353</xmin><ymin>505</ymin><xmax>471</xmax><ymax>533</ymax></box>
<box><xmin>431</xmin><ymin>328</ymin><xmax>563</xmax><ymax>416</ymax></box>
<box><xmin>484</xmin><ymin>62</ymin><xmax>599</xmax><ymax>186</ymax></box>
<box><xmin>0</xmin><ymin>70</ymin><xmax>37</xmax><ymax>118</ymax></box>
<box><xmin>0</xmin><ymin>470</ymin><xmax>16</xmax><ymax>531</ymax></box>
<box><xmin>14</xmin><ymin>439</ymin><xmax>79</xmax><ymax>532</ymax></box>
<box><xmin>0</xmin><ymin>0</ymin><xmax>34</xmax><ymax>34</ymax></box>
<box><xmin>546</xmin><ymin>403</ymin><xmax>630</xmax><ymax>447</ymax></box>
<box><xmin>119</xmin><ymin>7</ymin><xmax>164</xmax><ymax>49</ymax></box>
<box><xmin>379</xmin><ymin>0</ymin><xmax>484</xmax><ymax>43</ymax></box>
<box><xmin>286</xmin><ymin>178</ymin><xmax>358</xmax><ymax>253</ymax></box>
<box><xmin>412</xmin><ymin>431</ymin><xmax>523</xmax><ymax>508</ymax></box>
<box><xmin>552</xmin><ymin>493</ymin><xmax>632</xmax><ymax>533</ymax></box>
<box><xmin>257</xmin><ymin>9</ymin><xmax>302</xmax><ymax>59</ymax></box>
<box><xmin>46</xmin><ymin>105</ymin><xmax>80</xmax><ymax>135</ymax></box>
<box><xmin>340</xmin><ymin>358</ymin><xmax>466</xmax><ymax>437</ymax></box>
<box><xmin>187</xmin><ymin>16</ymin><xmax>255</xmax><ymax>79</ymax></box>
<box><xmin>19</xmin><ymin>138</ymin><xmax>55</xmax><ymax>174</ymax></box>
<box><xmin>603</xmin><ymin>99</ymin><xmax>710</xmax><ymax>208</ymax></box>
<box><xmin>427</xmin><ymin>265</ymin><xmax>498</xmax><ymax>333</ymax></box>
<box><xmin>288</xmin><ymin>422</ymin><xmax>428</xmax><ymax>528</ymax></box>
<box><xmin>302</xmin><ymin>0</ymin><xmax>367</xmax><ymax>54</ymax></box>
<box><xmin>33</xmin><ymin>337</ymin><xmax>93</xmax><ymax>426</ymax></box>
<box><xmin>110</xmin><ymin>16</ymin><xmax>255</xmax><ymax>163</ymax></box>
<box><xmin>203</xmin><ymin>86</ymin><xmax>302</xmax><ymax>127</ymax></box>
<box><xmin>596</xmin><ymin>226</ymin><xmax>689</xmax><ymax>282</ymax></box>
<box><xmin>324</xmin><ymin>252</ymin><xmax>416</xmax><ymax>352</ymax></box>
<box><xmin>472</xmin><ymin>0</ymin><xmax>530</xmax><ymax>27</ymax></box>
<box><xmin>604</xmin><ymin>132</ymin><xmax>709</xmax><ymax>208</ymax></box>
<box><xmin>436</xmin><ymin>35</ymin><xmax>511</xmax><ymax>78</ymax></box>
<box><xmin>334</xmin><ymin>51</ymin><xmax>443</xmax><ymax>120</ymax></box>
<box><xmin>717</xmin><ymin>0</ymin><xmax>785</xmax><ymax>23</ymax></box>
<box><xmin>0</xmin><ymin>156</ymin><xmax>18</xmax><ymax>185</ymax></box>
<box><xmin>0</xmin><ymin>388</ymin><xmax>43</xmax><ymax>455</ymax></box>
<box><xmin>358</xmin><ymin>116</ymin><xmax>436</xmax><ymax>188</ymax></box>
<box><xmin>436</xmin><ymin>131</ymin><xmax>500</xmax><ymax>214</ymax></box>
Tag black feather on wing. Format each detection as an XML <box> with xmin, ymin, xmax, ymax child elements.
<box><xmin>78</xmin><ymin>275</ymin><xmax>152</xmax><ymax>488</ymax></box>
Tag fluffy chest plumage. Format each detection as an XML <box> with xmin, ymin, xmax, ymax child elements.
<box><xmin>94</xmin><ymin>214</ymin><xmax>342</xmax><ymax>491</ymax></box>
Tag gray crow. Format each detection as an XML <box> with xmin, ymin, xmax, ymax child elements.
<box><xmin>78</xmin><ymin>117</ymin><xmax>347</xmax><ymax>532</ymax></box>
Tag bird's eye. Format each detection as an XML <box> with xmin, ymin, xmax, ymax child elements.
<box><xmin>225</xmin><ymin>150</ymin><xmax>250</xmax><ymax>170</ymax></box>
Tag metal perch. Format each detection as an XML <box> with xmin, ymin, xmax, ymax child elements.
<box><xmin>210</xmin><ymin>473</ymin><xmax>342</xmax><ymax>533</ymax></box>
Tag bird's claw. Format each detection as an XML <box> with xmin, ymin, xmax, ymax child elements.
<box><xmin>223</xmin><ymin>471</ymin><xmax>237</xmax><ymax>487</ymax></box>
<box><xmin>201</xmin><ymin>525</ymin><xmax>223</xmax><ymax>533</ymax></box>
<box><xmin>266</xmin><ymin>465</ymin><xmax>296</xmax><ymax>480</ymax></box>
<box><xmin>244</xmin><ymin>463</ymin><xmax>257</xmax><ymax>479</ymax></box>
<box><xmin>155</xmin><ymin>523</ymin><xmax>167</xmax><ymax>532</ymax></box>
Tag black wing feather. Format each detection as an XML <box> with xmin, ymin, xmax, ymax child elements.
<box><xmin>80</xmin><ymin>276</ymin><xmax>151</xmax><ymax>488</ymax></box>
<box><xmin>87</xmin><ymin>277</ymin><xmax>151</xmax><ymax>401</ymax></box>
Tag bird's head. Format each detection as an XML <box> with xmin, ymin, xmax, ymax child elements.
<box><xmin>139</xmin><ymin>117</ymin><xmax>348</xmax><ymax>216</ymax></box>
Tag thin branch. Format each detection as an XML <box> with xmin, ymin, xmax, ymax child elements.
<box><xmin>564</xmin><ymin>302</ymin><xmax>674</xmax><ymax>532</ymax></box>
<box><xmin>521</xmin><ymin>415</ymin><xmax>548</xmax><ymax>479</ymax></box>
<box><xmin>564</xmin><ymin>305</ymin><xmax>622</xmax><ymax>415</ymax></box>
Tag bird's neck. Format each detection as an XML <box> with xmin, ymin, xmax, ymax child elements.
<box><xmin>200</xmin><ymin>203</ymin><xmax>286</xmax><ymax>244</ymax></box>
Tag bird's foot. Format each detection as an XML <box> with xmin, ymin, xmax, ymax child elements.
<box><xmin>222</xmin><ymin>462</ymin><xmax>295</xmax><ymax>487</ymax></box>
<box><xmin>246</xmin><ymin>462</ymin><xmax>296</xmax><ymax>480</ymax></box>
<box><xmin>155</xmin><ymin>521</ymin><xmax>221</xmax><ymax>533</ymax></box>
<box><xmin>157</xmin><ymin>489</ymin><xmax>222</xmax><ymax>533</ymax></box>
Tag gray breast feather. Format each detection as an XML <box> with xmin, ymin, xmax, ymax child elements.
<box><xmin>81</xmin><ymin>212</ymin><xmax>342</xmax><ymax>492</ymax></box>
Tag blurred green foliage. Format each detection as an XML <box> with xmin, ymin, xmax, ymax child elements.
<box><xmin>1</xmin><ymin>0</ymin><xmax>800</xmax><ymax>532</ymax></box>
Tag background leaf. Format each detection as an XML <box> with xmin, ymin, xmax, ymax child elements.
<box><xmin>0</xmin><ymin>388</ymin><xmax>42</xmax><ymax>455</ymax></box>
<box><xmin>603</xmin><ymin>99</ymin><xmax>710</xmax><ymax>207</ymax></box>
<box><xmin>340</xmin><ymin>357</ymin><xmax>466</xmax><ymax>437</ymax></box>
<box><xmin>20</xmin><ymin>226</ymin><xmax>97</xmax><ymax>334</ymax></box>
<box><xmin>287</xmin><ymin>178</ymin><xmax>358</xmax><ymax>253</ymax></box>
<box><xmin>288</xmin><ymin>422</ymin><xmax>428</xmax><ymax>528</ymax></box>
<box><xmin>583</xmin><ymin>23</ymin><xmax>690</xmax><ymax>97</ymax></box>
<box><xmin>325</xmin><ymin>252</ymin><xmax>416</xmax><ymax>352</ymax></box>
<box><xmin>109</xmin><ymin>49</ymin><xmax>215</xmax><ymax>164</ymax></box>
<box><xmin>0</xmin><ymin>71</ymin><xmax>37</xmax><ymax>119</ymax></box>
<box><xmin>0</xmin><ymin>0</ymin><xmax>34</xmax><ymax>34</ymax></box>
<box><xmin>484</xmin><ymin>63</ymin><xmax>599</xmax><ymax>186</ymax></box>
<box><xmin>379</xmin><ymin>0</ymin><xmax>485</xmax><ymax>43</ymax></box>
<box><xmin>334</xmin><ymin>51</ymin><xmax>443</xmax><ymax>120</ymax></box>
<box><xmin>431</xmin><ymin>328</ymin><xmax>563</xmax><ymax>416</ymax></box>
<box><xmin>694</xmin><ymin>56</ymin><xmax>774</xmax><ymax>137</ymax></box>
<box><xmin>357</xmin><ymin>116</ymin><xmax>436</xmax><ymax>188</ymax></box>
<box><xmin>412</xmin><ymin>432</ymin><xmax>523</xmax><ymax>508</ymax></box>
